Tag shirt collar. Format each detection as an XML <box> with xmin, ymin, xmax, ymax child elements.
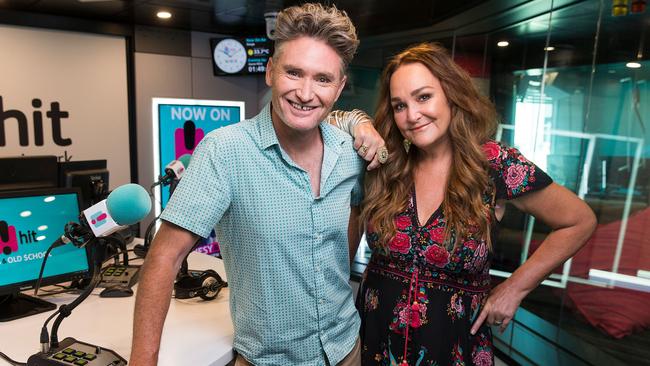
<box><xmin>257</xmin><ymin>103</ymin><xmax>280</xmax><ymax>150</ymax></box>
<box><xmin>256</xmin><ymin>102</ymin><xmax>347</xmax><ymax>152</ymax></box>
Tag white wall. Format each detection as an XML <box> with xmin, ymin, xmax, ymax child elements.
<box><xmin>0</xmin><ymin>24</ymin><xmax>131</xmax><ymax>189</ymax></box>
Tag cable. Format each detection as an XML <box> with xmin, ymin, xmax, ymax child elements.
<box><xmin>100</xmin><ymin>236</ymin><xmax>123</xmax><ymax>266</ymax></box>
<box><xmin>37</xmin><ymin>284</ymin><xmax>77</xmax><ymax>294</ymax></box>
<box><xmin>49</xmin><ymin>245</ymin><xmax>100</xmax><ymax>349</ymax></box>
<box><xmin>0</xmin><ymin>351</ymin><xmax>26</xmax><ymax>366</ymax></box>
<box><xmin>32</xmin><ymin>237</ymin><xmax>136</xmax><ymax>352</ymax></box>
<box><xmin>101</xmin><ymin>249</ymin><xmax>136</xmax><ymax>267</ymax></box>
<box><xmin>149</xmin><ymin>181</ymin><xmax>163</xmax><ymax>208</ymax></box>
<box><xmin>100</xmin><ymin>235</ymin><xmax>130</xmax><ymax>266</ymax></box>
<box><xmin>134</xmin><ymin>213</ymin><xmax>161</xmax><ymax>258</ymax></box>
<box><xmin>42</xmin><ymin>309</ymin><xmax>60</xmax><ymax>334</ymax></box>
<box><xmin>149</xmin><ymin>181</ymin><xmax>160</xmax><ymax>197</ymax></box>
<box><xmin>33</xmin><ymin>242</ymin><xmax>57</xmax><ymax>297</ymax></box>
<box><xmin>34</xmin><ymin>222</ymin><xmax>93</xmax><ymax>296</ymax></box>
<box><xmin>35</xmin><ymin>287</ymin><xmax>79</xmax><ymax>297</ymax></box>
<box><xmin>41</xmin><ymin>239</ymin><xmax>128</xmax><ymax>348</ymax></box>
<box><xmin>144</xmin><ymin>216</ymin><xmax>158</xmax><ymax>248</ymax></box>
<box><xmin>43</xmin><ymin>249</ymin><xmax>133</xmax><ymax>340</ymax></box>
<box><xmin>49</xmin><ymin>241</ymin><xmax>135</xmax><ymax>347</ymax></box>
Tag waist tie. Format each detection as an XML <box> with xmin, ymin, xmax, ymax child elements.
<box><xmin>400</xmin><ymin>268</ymin><xmax>420</xmax><ymax>366</ymax></box>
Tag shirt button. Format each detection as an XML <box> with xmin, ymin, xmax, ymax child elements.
<box><xmin>319</xmin><ymin>299</ymin><xmax>324</xmax><ymax>304</ymax></box>
<box><xmin>315</xmin><ymin>265</ymin><xmax>321</xmax><ymax>271</ymax></box>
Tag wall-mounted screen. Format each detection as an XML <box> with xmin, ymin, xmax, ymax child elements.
<box><xmin>151</xmin><ymin>98</ymin><xmax>245</xmax><ymax>216</ymax></box>
<box><xmin>210</xmin><ymin>36</ymin><xmax>273</xmax><ymax>76</ymax></box>
<box><xmin>152</xmin><ymin>98</ymin><xmax>244</xmax><ymax>258</ymax></box>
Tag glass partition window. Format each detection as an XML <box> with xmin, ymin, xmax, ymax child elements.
<box><xmin>345</xmin><ymin>0</ymin><xmax>650</xmax><ymax>364</ymax></box>
<box><xmin>487</xmin><ymin>2</ymin><xmax>650</xmax><ymax>364</ymax></box>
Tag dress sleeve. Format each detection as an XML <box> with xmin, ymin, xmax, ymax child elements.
<box><xmin>483</xmin><ymin>140</ymin><xmax>553</xmax><ymax>200</ymax></box>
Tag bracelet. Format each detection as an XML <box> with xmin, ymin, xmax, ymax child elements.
<box><xmin>327</xmin><ymin>109</ymin><xmax>370</xmax><ymax>138</ymax></box>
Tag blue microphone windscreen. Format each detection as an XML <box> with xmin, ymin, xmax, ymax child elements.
<box><xmin>106</xmin><ymin>184</ymin><xmax>152</xmax><ymax>225</ymax></box>
<box><xmin>178</xmin><ymin>154</ymin><xmax>192</xmax><ymax>169</ymax></box>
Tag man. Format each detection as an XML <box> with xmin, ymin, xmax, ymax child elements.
<box><xmin>131</xmin><ymin>3</ymin><xmax>381</xmax><ymax>365</ymax></box>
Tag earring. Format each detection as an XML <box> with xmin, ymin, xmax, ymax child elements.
<box><xmin>403</xmin><ymin>139</ymin><xmax>411</xmax><ymax>153</ymax></box>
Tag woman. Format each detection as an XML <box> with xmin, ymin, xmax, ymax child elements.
<box><xmin>358</xmin><ymin>43</ymin><xmax>596</xmax><ymax>366</ymax></box>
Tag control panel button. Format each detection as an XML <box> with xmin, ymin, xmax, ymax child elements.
<box><xmin>73</xmin><ymin>351</ymin><xmax>86</xmax><ymax>358</ymax></box>
<box><xmin>64</xmin><ymin>355</ymin><xmax>77</xmax><ymax>362</ymax></box>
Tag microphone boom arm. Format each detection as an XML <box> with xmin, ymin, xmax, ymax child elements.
<box><xmin>48</xmin><ymin>242</ymin><xmax>101</xmax><ymax>348</ymax></box>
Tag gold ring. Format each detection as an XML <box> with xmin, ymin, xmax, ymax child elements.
<box><xmin>359</xmin><ymin>145</ymin><xmax>369</xmax><ymax>156</ymax></box>
<box><xmin>377</xmin><ymin>146</ymin><xmax>388</xmax><ymax>164</ymax></box>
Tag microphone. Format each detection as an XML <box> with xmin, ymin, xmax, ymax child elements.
<box><xmin>25</xmin><ymin>184</ymin><xmax>150</xmax><ymax>365</ymax></box>
<box><xmin>54</xmin><ymin>183</ymin><xmax>152</xmax><ymax>248</ymax></box>
<box><xmin>34</xmin><ymin>184</ymin><xmax>150</xmax><ymax>295</ymax></box>
<box><xmin>156</xmin><ymin>154</ymin><xmax>192</xmax><ymax>187</ymax></box>
<box><xmin>135</xmin><ymin>155</ymin><xmax>191</xmax><ymax>259</ymax></box>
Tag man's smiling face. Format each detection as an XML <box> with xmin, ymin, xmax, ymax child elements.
<box><xmin>266</xmin><ymin>36</ymin><xmax>347</xmax><ymax>133</ymax></box>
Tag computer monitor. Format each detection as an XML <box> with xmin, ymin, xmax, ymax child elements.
<box><xmin>0</xmin><ymin>187</ymin><xmax>91</xmax><ymax>322</ymax></box>
<box><xmin>0</xmin><ymin>156</ymin><xmax>58</xmax><ymax>192</ymax></box>
<box><xmin>58</xmin><ymin>160</ymin><xmax>108</xmax><ymax>209</ymax></box>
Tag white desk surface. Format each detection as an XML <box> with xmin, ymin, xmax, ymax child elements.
<box><xmin>0</xmin><ymin>250</ymin><xmax>234</xmax><ymax>366</ymax></box>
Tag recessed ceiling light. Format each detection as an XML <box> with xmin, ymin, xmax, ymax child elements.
<box><xmin>497</xmin><ymin>41</ymin><xmax>509</xmax><ymax>47</ymax></box>
<box><xmin>626</xmin><ymin>62</ymin><xmax>641</xmax><ymax>69</ymax></box>
<box><xmin>544</xmin><ymin>46</ymin><xmax>555</xmax><ymax>51</ymax></box>
<box><xmin>157</xmin><ymin>11</ymin><xmax>172</xmax><ymax>19</ymax></box>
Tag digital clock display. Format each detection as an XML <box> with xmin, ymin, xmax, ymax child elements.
<box><xmin>211</xmin><ymin>37</ymin><xmax>273</xmax><ymax>76</ymax></box>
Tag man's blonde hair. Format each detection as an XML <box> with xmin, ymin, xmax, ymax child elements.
<box><xmin>273</xmin><ymin>3</ymin><xmax>359</xmax><ymax>71</ymax></box>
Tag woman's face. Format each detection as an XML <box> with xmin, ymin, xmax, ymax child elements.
<box><xmin>389</xmin><ymin>62</ymin><xmax>452</xmax><ymax>153</ymax></box>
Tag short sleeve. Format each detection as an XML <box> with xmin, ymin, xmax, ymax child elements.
<box><xmin>160</xmin><ymin>133</ymin><xmax>232</xmax><ymax>238</ymax></box>
<box><xmin>350</xmin><ymin>171</ymin><xmax>364</xmax><ymax>206</ymax></box>
<box><xmin>483</xmin><ymin>140</ymin><xmax>553</xmax><ymax>200</ymax></box>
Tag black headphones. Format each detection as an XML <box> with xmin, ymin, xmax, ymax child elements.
<box><xmin>174</xmin><ymin>269</ymin><xmax>228</xmax><ymax>301</ymax></box>
<box><xmin>138</xmin><ymin>222</ymin><xmax>227</xmax><ymax>301</ymax></box>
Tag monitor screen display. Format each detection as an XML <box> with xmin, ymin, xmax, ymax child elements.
<box><xmin>58</xmin><ymin>160</ymin><xmax>109</xmax><ymax>209</ymax></box>
<box><xmin>0</xmin><ymin>189</ymin><xmax>89</xmax><ymax>291</ymax></box>
<box><xmin>57</xmin><ymin>159</ymin><xmax>107</xmax><ymax>187</ymax></box>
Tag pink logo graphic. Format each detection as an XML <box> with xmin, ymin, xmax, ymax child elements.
<box><xmin>175</xmin><ymin>120</ymin><xmax>204</xmax><ymax>159</ymax></box>
<box><xmin>0</xmin><ymin>220</ymin><xmax>18</xmax><ymax>255</ymax></box>
<box><xmin>90</xmin><ymin>211</ymin><xmax>108</xmax><ymax>227</ymax></box>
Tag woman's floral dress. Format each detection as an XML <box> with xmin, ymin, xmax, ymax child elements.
<box><xmin>358</xmin><ymin>141</ymin><xmax>553</xmax><ymax>366</ymax></box>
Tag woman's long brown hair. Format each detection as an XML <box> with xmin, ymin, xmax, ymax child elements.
<box><xmin>360</xmin><ymin>43</ymin><xmax>498</xmax><ymax>251</ymax></box>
